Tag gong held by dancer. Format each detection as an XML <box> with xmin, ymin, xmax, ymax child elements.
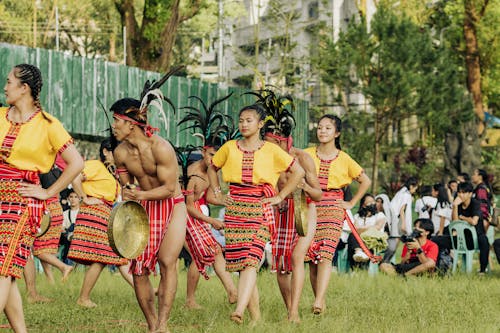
<box><xmin>207</xmin><ymin>102</ymin><xmax>305</xmax><ymax>325</ymax></box>
<box><xmin>176</xmin><ymin>93</ymin><xmax>238</xmax><ymax>309</ymax></box>
<box><xmin>253</xmin><ymin>88</ymin><xmax>322</xmax><ymax>324</ymax></box>
<box><xmin>111</xmin><ymin>68</ymin><xmax>187</xmax><ymax>333</ymax></box>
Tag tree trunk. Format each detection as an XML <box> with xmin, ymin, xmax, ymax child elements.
<box><xmin>115</xmin><ymin>0</ymin><xmax>201</xmax><ymax>72</ymax></box>
<box><xmin>109</xmin><ymin>32</ymin><xmax>116</xmax><ymax>62</ymax></box>
<box><xmin>463</xmin><ymin>0</ymin><xmax>486</xmax><ymax>135</ymax></box>
<box><xmin>157</xmin><ymin>4</ymin><xmax>181</xmax><ymax>71</ymax></box>
<box><xmin>443</xmin><ymin>120</ymin><xmax>481</xmax><ymax>179</ymax></box>
<box><xmin>114</xmin><ymin>0</ymin><xmax>139</xmax><ymax>67</ymax></box>
<box><xmin>371</xmin><ymin>109</ymin><xmax>381</xmax><ymax>192</ymax></box>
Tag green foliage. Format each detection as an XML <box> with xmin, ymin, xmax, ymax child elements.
<box><xmin>315</xmin><ymin>4</ymin><xmax>476</xmax><ymax>190</ymax></box>
<box><xmin>0</xmin><ymin>0</ymin><xmax>122</xmax><ymax>59</ymax></box>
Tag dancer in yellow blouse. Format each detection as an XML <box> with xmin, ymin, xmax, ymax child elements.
<box><xmin>0</xmin><ymin>64</ymin><xmax>83</xmax><ymax>332</ymax></box>
<box><xmin>305</xmin><ymin>114</ymin><xmax>371</xmax><ymax>315</ymax></box>
<box><xmin>68</xmin><ymin>140</ymin><xmax>133</xmax><ymax>308</ymax></box>
<box><xmin>208</xmin><ymin>103</ymin><xmax>304</xmax><ymax>324</ymax></box>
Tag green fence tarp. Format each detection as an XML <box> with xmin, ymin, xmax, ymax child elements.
<box><xmin>0</xmin><ymin>43</ymin><xmax>309</xmax><ymax>147</ymax></box>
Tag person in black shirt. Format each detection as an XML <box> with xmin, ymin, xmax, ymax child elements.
<box><xmin>452</xmin><ymin>182</ymin><xmax>490</xmax><ymax>274</ymax></box>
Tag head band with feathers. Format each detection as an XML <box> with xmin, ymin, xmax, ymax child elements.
<box><xmin>245</xmin><ymin>86</ymin><xmax>296</xmax><ymax>150</ymax></box>
<box><xmin>111</xmin><ymin>65</ymin><xmax>184</xmax><ymax>137</ymax></box>
<box><xmin>178</xmin><ymin>92</ymin><xmax>240</xmax><ymax>148</ymax></box>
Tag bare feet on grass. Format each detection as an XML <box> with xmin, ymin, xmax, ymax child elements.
<box><xmin>312</xmin><ymin>300</ymin><xmax>326</xmax><ymax>315</ymax></box>
<box><xmin>230</xmin><ymin>312</ymin><xmax>243</xmax><ymax>324</ymax></box>
<box><xmin>288</xmin><ymin>313</ymin><xmax>301</xmax><ymax>324</ymax></box>
<box><xmin>61</xmin><ymin>265</ymin><xmax>74</xmax><ymax>282</ymax></box>
<box><xmin>76</xmin><ymin>298</ymin><xmax>97</xmax><ymax>308</ymax></box>
<box><xmin>27</xmin><ymin>294</ymin><xmax>53</xmax><ymax>304</ymax></box>
<box><xmin>184</xmin><ymin>300</ymin><xmax>203</xmax><ymax>310</ymax></box>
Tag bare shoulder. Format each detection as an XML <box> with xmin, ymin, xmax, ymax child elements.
<box><xmin>293</xmin><ymin>148</ymin><xmax>315</xmax><ymax>170</ymax></box>
<box><xmin>151</xmin><ymin>135</ymin><xmax>175</xmax><ymax>159</ymax></box>
<box><xmin>113</xmin><ymin>142</ymin><xmax>129</xmax><ymax>163</ymax></box>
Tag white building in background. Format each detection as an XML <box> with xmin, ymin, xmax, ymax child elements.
<box><xmin>198</xmin><ymin>0</ymin><xmax>377</xmax><ymax>114</ymax></box>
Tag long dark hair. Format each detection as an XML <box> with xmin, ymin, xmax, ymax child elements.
<box><xmin>433</xmin><ymin>183</ymin><xmax>450</xmax><ymax>209</ymax></box>
<box><xmin>475</xmin><ymin>168</ymin><xmax>493</xmax><ymax>202</ymax></box>
<box><xmin>318</xmin><ymin>114</ymin><xmax>342</xmax><ymax>150</ymax></box>
<box><xmin>13</xmin><ymin>64</ymin><xmax>51</xmax><ymax>122</ymax></box>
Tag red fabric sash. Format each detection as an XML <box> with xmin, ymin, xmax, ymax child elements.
<box><xmin>344</xmin><ymin>210</ymin><xmax>382</xmax><ymax>263</ymax></box>
<box><xmin>0</xmin><ymin>162</ymin><xmax>43</xmax><ymax>234</ymax></box>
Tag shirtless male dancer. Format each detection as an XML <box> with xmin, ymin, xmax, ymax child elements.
<box><xmin>111</xmin><ymin>97</ymin><xmax>187</xmax><ymax>333</ymax></box>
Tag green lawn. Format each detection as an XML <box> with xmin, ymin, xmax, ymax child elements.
<box><xmin>3</xmin><ymin>260</ymin><xmax>500</xmax><ymax>333</ymax></box>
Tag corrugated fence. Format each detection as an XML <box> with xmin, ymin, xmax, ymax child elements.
<box><xmin>0</xmin><ymin>43</ymin><xmax>309</xmax><ymax>148</ymax></box>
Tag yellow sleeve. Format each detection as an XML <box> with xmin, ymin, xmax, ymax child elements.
<box><xmin>270</xmin><ymin>143</ymin><xmax>294</xmax><ymax>173</ymax></box>
<box><xmin>211</xmin><ymin>140</ymin><xmax>231</xmax><ymax>169</ymax></box>
<box><xmin>46</xmin><ymin>113</ymin><xmax>73</xmax><ymax>153</ymax></box>
<box><xmin>346</xmin><ymin>153</ymin><xmax>363</xmax><ymax>179</ymax></box>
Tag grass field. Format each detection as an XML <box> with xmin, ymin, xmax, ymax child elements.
<box><xmin>2</xmin><ymin>260</ymin><xmax>500</xmax><ymax>333</ymax></box>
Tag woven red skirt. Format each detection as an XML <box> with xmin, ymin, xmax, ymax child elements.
<box><xmin>185</xmin><ymin>201</ymin><xmax>219</xmax><ymax>279</ymax></box>
<box><xmin>0</xmin><ymin>164</ymin><xmax>42</xmax><ymax>278</ymax></box>
<box><xmin>68</xmin><ymin>201</ymin><xmax>128</xmax><ymax>266</ymax></box>
<box><xmin>305</xmin><ymin>189</ymin><xmax>344</xmax><ymax>263</ymax></box>
<box><xmin>33</xmin><ymin>197</ymin><xmax>63</xmax><ymax>256</ymax></box>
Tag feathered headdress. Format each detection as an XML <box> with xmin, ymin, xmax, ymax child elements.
<box><xmin>111</xmin><ymin>65</ymin><xmax>184</xmax><ymax>137</ymax></box>
<box><xmin>98</xmin><ymin>98</ymin><xmax>119</xmax><ymax>152</ymax></box>
<box><xmin>245</xmin><ymin>86</ymin><xmax>296</xmax><ymax>150</ymax></box>
<box><xmin>173</xmin><ymin>144</ymin><xmax>204</xmax><ymax>190</ymax></box>
<box><xmin>178</xmin><ymin>92</ymin><xmax>239</xmax><ymax>148</ymax></box>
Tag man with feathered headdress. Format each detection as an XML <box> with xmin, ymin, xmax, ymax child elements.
<box><xmin>254</xmin><ymin>88</ymin><xmax>322</xmax><ymax>323</ymax></box>
<box><xmin>111</xmin><ymin>68</ymin><xmax>187</xmax><ymax>333</ymax></box>
<box><xmin>176</xmin><ymin>93</ymin><xmax>238</xmax><ymax>309</ymax></box>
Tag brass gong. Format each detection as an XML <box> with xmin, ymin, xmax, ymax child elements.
<box><xmin>293</xmin><ymin>190</ymin><xmax>308</xmax><ymax>237</ymax></box>
<box><xmin>36</xmin><ymin>212</ymin><xmax>51</xmax><ymax>237</ymax></box>
<box><xmin>108</xmin><ymin>201</ymin><xmax>149</xmax><ymax>259</ymax></box>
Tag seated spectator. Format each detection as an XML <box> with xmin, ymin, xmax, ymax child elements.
<box><xmin>452</xmin><ymin>181</ymin><xmax>489</xmax><ymax>274</ymax></box>
<box><xmin>380</xmin><ymin>218</ymin><xmax>438</xmax><ymax>276</ymax></box>
<box><xmin>471</xmin><ymin>168</ymin><xmax>494</xmax><ymax>230</ymax></box>
<box><xmin>348</xmin><ymin>194</ymin><xmax>387</xmax><ymax>266</ymax></box>
<box><xmin>414</xmin><ymin>185</ymin><xmax>437</xmax><ymax>219</ymax></box>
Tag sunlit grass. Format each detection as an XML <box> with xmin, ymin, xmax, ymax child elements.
<box><xmin>3</xmin><ymin>259</ymin><xmax>499</xmax><ymax>333</ymax></box>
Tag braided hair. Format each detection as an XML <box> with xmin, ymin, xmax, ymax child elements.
<box><xmin>13</xmin><ymin>64</ymin><xmax>51</xmax><ymax>122</ymax></box>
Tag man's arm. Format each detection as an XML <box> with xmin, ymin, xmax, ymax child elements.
<box><xmin>207</xmin><ymin>164</ymin><xmax>224</xmax><ymax>205</ymax></box>
<box><xmin>298</xmin><ymin>152</ymin><xmax>322</xmax><ymax>202</ymax></box>
<box><xmin>113</xmin><ymin>145</ymin><xmax>134</xmax><ymax>187</ymax></box>
<box><xmin>262</xmin><ymin>162</ymin><xmax>305</xmax><ymax>206</ymax></box>
<box><xmin>185</xmin><ymin>176</ymin><xmax>224</xmax><ymax>230</ymax></box>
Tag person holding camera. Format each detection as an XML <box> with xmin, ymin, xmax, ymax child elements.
<box><xmin>380</xmin><ymin>218</ymin><xmax>438</xmax><ymax>276</ymax></box>
<box><xmin>60</xmin><ymin>189</ymin><xmax>80</xmax><ymax>265</ymax></box>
